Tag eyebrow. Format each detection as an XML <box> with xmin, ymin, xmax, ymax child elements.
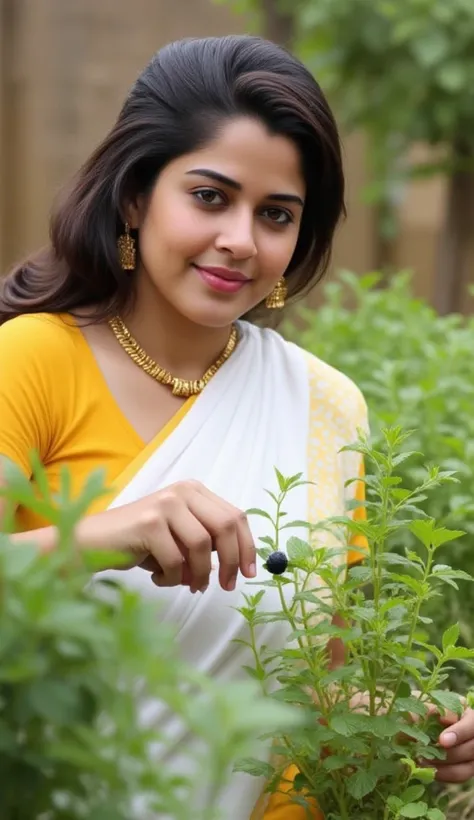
<box><xmin>185</xmin><ymin>168</ymin><xmax>305</xmax><ymax>208</ymax></box>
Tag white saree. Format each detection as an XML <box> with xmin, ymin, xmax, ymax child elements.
<box><xmin>96</xmin><ymin>320</ymin><xmax>368</xmax><ymax>820</ymax></box>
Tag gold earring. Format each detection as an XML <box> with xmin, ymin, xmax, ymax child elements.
<box><xmin>265</xmin><ymin>277</ymin><xmax>287</xmax><ymax>309</ymax></box>
<box><xmin>117</xmin><ymin>222</ymin><xmax>136</xmax><ymax>271</ymax></box>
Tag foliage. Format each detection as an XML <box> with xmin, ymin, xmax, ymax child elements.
<box><xmin>0</xmin><ymin>456</ymin><xmax>298</xmax><ymax>820</ymax></box>
<box><xmin>284</xmin><ymin>271</ymin><xmax>474</xmax><ymax>689</ymax></box>
<box><xmin>239</xmin><ymin>430</ymin><xmax>474</xmax><ymax>819</ymax></box>
<box><xmin>217</xmin><ymin>0</ymin><xmax>474</xmax><ymax>183</ymax></box>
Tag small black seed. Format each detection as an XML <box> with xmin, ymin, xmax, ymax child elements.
<box><xmin>265</xmin><ymin>551</ymin><xmax>288</xmax><ymax>575</ymax></box>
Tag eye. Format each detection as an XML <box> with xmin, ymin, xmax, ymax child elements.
<box><xmin>192</xmin><ymin>188</ymin><xmax>226</xmax><ymax>206</ymax></box>
<box><xmin>262</xmin><ymin>207</ymin><xmax>294</xmax><ymax>226</ymax></box>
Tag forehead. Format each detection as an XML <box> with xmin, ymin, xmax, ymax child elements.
<box><xmin>169</xmin><ymin>117</ymin><xmax>306</xmax><ymax>199</ymax></box>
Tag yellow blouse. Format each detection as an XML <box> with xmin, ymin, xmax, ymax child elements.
<box><xmin>0</xmin><ymin>312</ymin><xmax>195</xmax><ymax>530</ymax></box>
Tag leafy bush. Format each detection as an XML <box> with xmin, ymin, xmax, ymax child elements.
<box><xmin>239</xmin><ymin>430</ymin><xmax>474</xmax><ymax>820</ymax></box>
<box><xmin>0</xmin><ymin>457</ymin><xmax>298</xmax><ymax>820</ymax></box>
<box><xmin>285</xmin><ymin>272</ymin><xmax>474</xmax><ymax>686</ymax></box>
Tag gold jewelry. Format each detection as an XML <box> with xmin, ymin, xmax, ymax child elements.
<box><xmin>108</xmin><ymin>316</ymin><xmax>239</xmax><ymax>397</ymax></box>
<box><xmin>117</xmin><ymin>222</ymin><xmax>136</xmax><ymax>271</ymax></box>
<box><xmin>265</xmin><ymin>277</ymin><xmax>287</xmax><ymax>309</ymax></box>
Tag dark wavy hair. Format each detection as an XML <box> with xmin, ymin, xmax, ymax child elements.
<box><xmin>0</xmin><ymin>34</ymin><xmax>345</xmax><ymax>325</ymax></box>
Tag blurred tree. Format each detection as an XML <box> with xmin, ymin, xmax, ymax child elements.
<box><xmin>216</xmin><ymin>0</ymin><xmax>474</xmax><ymax>313</ymax></box>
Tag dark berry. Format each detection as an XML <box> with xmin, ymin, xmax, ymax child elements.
<box><xmin>265</xmin><ymin>551</ymin><xmax>288</xmax><ymax>575</ymax></box>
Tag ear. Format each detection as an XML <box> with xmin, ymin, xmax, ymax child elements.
<box><xmin>123</xmin><ymin>194</ymin><xmax>147</xmax><ymax>230</ymax></box>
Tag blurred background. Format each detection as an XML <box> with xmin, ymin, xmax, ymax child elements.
<box><xmin>1</xmin><ymin>0</ymin><xmax>474</xmax><ymax>314</ymax></box>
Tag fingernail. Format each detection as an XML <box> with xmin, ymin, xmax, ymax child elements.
<box><xmin>199</xmin><ymin>585</ymin><xmax>209</xmax><ymax>594</ymax></box>
<box><xmin>248</xmin><ymin>563</ymin><xmax>256</xmax><ymax>578</ymax></box>
<box><xmin>226</xmin><ymin>577</ymin><xmax>236</xmax><ymax>591</ymax></box>
<box><xmin>440</xmin><ymin>731</ymin><xmax>457</xmax><ymax>747</ymax></box>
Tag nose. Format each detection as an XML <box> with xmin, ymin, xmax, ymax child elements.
<box><xmin>215</xmin><ymin>208</ymin><xmax>257</xmax><ymax>259</ymax></box>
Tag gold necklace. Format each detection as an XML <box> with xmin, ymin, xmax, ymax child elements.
<box><xmin>108</xmin><ymin>316</ymin><xmax>239</xmax><ymax>398</ymax></box>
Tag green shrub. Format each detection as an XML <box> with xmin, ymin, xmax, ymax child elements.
<box><xmin>239</xmin><ymin>431</ymin><xmax>474</xmax><ymax>820</ymax></box>
<box><xmin>0</xmin><ymin>457</ymin><xmax>298</xmax><ymax>820</ymax></box>
<box><xmin>285</xmin><ymin>272</ymin><xmax>474</xmax><ymax>687</ymax></box>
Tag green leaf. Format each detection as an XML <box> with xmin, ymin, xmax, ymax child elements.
<box><xmin>426</xmin><ymin>810</ymin><xmax>445</xmax><ymax>820</ymax></box>
<box><xmin>389</xmin><ymin>573</ymin><xmax>426</xmax><ymax>594</ymax></box>
<box><xmin>275</xmin><ymin>468</ymin><xmax>287</xmax><ymax>492</ymax></box>
<box><xmin>242</xmin><ymin>665</ymin><xmax>266</xmax><ymax>681</ymax></box>
<box><xmin>400</xmin><ymin>785</ymin><xmax>426</xmax><ymax>803</ymax></box>
<box><xmin>445</xmin><ymin>646</ymin><xmax>474</xmax><ymax>660</ymax></box>
<box><xmin>322</xmin><ymin>755</ymin><xmax>349</xmax><ymax>771</ymax></box>
<box><xmin>233</xmin><ymin>757</ymin><xmax>275</xmax><ymax>778</ymax></box>
<box><xmin>430</xmin><ymin>528</ymin><xmax>465</xmax><ymax>548</ymax></box>
<box><xmin>442</xmin><ymin>623</ymin><xmax>460</xmax><ymax>651</ymax></box>
<box><xmin>399</xmin><ymin>803</ymin><xmax>429</xmax><ymax>818</ymax></box>
<box><xmin>246</xmin><ymin>508</ymin><xmax>274</xmax><ymax>522</ymax></box>
<box><xmin>82</xmin><ymin>549</ymin><xmax>131</xmax><ymax>572</ymax></box>
<box><xmin>280</xmin><ymin>520</ymin><xmax>314</xmax><ymax>530</ymax></box>
<box><xmin>348</xmin><ymin>565</ymin><xmax>373</xmax><ymax>583</ymax></box>
<box><xmin>346</xmin><ymin>768</ymin><xmax>378</xmax><ymax>799</ymax></box>
<box><xmin>432</xmin><ymin>567</ymin><xmax>473</xmax><ymax>582</ymax></box>
<box><xmin>370</xmin><ymin>716</ymin><xmax>402</xmax><ymax>738</ymax></box>
<box><xmin>430</xmin><ymin>690</ymin><xmax>464</xmax><ymax>716</ymax></box>
<box><xmin>0</xmin><ymin>542</ymin><xmax>38</xmax><ymax>579</ymax></box>
<box><xmin>409</xmin><ymin>520</ymin><xmax>436</xmax><ymax>549</ymax></box>
<box><xmin>393</xmin><ymin>697</ymin><xmax>428</xmax><ymax>718</ymax></box>
<box><xmin>402</xmin><ymin>724</ymin><xmax>430</xmax><ymax>745</ymax></box>
<box><xmin>287</xmin><ymin>536</ymin><xmax>313</xmax><ymax>561</ymax></box>
<box><xmin>412</xmin><ymin>766</ymin><xmax>437</xmax><ymax>784</ymax></box>
<box><xmin>27</xmin><ymin>679</ymin><xmax>83</xmax><ymax>724</ymax></box>
<box><xmin>330</xmin><ymin>713</ymin><xmax>370</xmax><ymax>736</ymax></box>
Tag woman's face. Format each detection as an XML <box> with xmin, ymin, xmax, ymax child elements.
<box><xmin>130</xmin><ymin>116</ymin><xmax>306</xmax><ymax>328</ymax></box>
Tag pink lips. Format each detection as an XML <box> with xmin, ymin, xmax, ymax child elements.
<box><xmin>193</xmin><ymin>264</ymin><xmax>251</xmax><ymax>294</ymax></box>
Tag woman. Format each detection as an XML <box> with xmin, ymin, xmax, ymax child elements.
<box><xmin>0</xmin><ymin>35</ymin><xmax>473</xmax><ymax>819</ymax></box>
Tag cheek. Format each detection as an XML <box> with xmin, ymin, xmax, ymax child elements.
<box><xmin>141</xmin><ymin>196</ymin><xmax>214</xmax><ymax>260</ymax></box>
<box><xmin>257</xmin><ymin>227</ymin><xmax>300</xmax><ymax>279</ymax></box>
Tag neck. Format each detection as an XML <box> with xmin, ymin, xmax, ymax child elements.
<box><xmin>121</xmin><ymin>281</ymin><xmax>235</xmax><ymax>379</ymax></box>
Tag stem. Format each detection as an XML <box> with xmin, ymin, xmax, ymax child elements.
<box><xmin>386</xmin><ymin>545</ymin><xmax>435</xmax><ymax>716</ymax></box>
<box><xmin>280</xmin><ymin>735</ymin><xmax>350</xmax><ymax>820</ymax></box>
<box><xmin>276</xmin><ymin>581</ymin><xmax>331</xmax><ymax>713</ymax></box>
<box><xmin>248</xmin><ymin>618</ymin><xmax>269</xmax><ymax>695</ymax></box>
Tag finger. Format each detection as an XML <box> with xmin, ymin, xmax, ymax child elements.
<box><xmin>439</xmin><ymin>708</ymin><xmax>474</xmax><ymax>748</ymax></box>
<box><xmin>167</xmin><ymin>506</ymin><xmax>212</xmax><ymax>592</ymax></box>
<box><xmin>186</xmin><ymin>493</ymin><xmax>240</xmax><ymax>591</ymax></box>
<box><xmin>426</xmin><ymin>703</ymin><xmax>459</xmax><ymax>726</ymax></box>
<box><xmin>148</xmin><ymin>520</ymin><xmax>185</xmax><ymax>587</ymax></box>
<box><xmin>191</xmin><ymin>484</ymin><xmax>256</xmax><ymax>579</ymax></box>
<box><xmin>142</xmin><ymin>553</ymin><xmax>196</xmax><ymax>590</ymax></box>
<box><xmin>434</xmin><ymin>761</ymin><xmax>474</xmax><ymax>783</ymax></box>
<box><xmin>139</xmin><ymin>555</ymin><xmax>162</xmax><ymax>574</ymax></box>
<box><xmin>437</xmin><ymin>738</ymin><xmax>474</xmax><ymax>766</ymax></box>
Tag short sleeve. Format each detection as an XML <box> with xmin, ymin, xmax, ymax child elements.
<box><xmin>0</xmin><ymin>315</ymin><xmax>70</xmax><ymax>476</ymax></box>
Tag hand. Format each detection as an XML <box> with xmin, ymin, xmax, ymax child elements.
<box><xmin>329</xmin><ymin>688</ymin><xmax>474</xmax><ymax>785</ymax></box>
<box><xmin>77</xmin><ymin>480</ymin><xmax>257</xmax><ymax>592</ymax></box>
<box><xmin>433</xmin><ymin>706</ymin><xmax>474</xmax><ymax>783</ymax></box>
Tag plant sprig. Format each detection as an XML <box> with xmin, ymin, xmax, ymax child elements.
<box><xmin>237</xmin><ymin>427</ymin><xmax>474</xmax><ymax>819</ymax></box>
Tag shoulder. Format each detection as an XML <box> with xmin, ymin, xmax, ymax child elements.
<box><xmin>0</xmin><ymin>313</ymin><xmax>84</xmax><ymax>409</ymax></box>
<box><xmin>0</xmin><ymin>314</ymin><xmax>83</xmax><ymax>472</ymax></box>
<box><xmin>0</xmin><ymin>313</ymin><xmax>81</xmax><ymax>365</ymax></box>
<box><xmin>0</xmin><ymin>312</ymin><xmax>78</xmax><ymax>344</ymax></box>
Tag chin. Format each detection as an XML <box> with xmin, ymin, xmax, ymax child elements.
<box><xmin>181</xmin><ymin>303</ymin><xmax>249</xmax><ymax>329</ymax></box>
